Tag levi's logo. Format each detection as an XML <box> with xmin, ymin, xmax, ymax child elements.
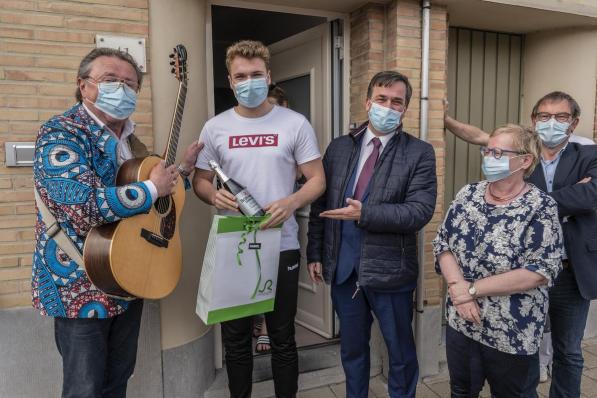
<box><xmin>229</xmin><ymin>134</ymin><xmax>278</xmax><ymax>149</ymax></box>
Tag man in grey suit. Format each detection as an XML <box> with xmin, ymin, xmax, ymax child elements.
<box><xmin>526</xmin><ymin>91</ymin><xmax>597</xmax><ymax>397</ymax></box>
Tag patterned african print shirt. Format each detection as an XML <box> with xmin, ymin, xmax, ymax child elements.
<box><xmin>433</xmin><ymin>181</ymin><xmax>563</xmax><ymax>355</ymax></box>
<box><xmin>32</xmin><ymin>103</ymin><xmax>153</xmax><ymax>318</ymax></box>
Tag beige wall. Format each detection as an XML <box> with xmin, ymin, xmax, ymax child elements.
<box><xmin>486</xmin><ymin>0</ymin><xmax>597</xmax><ymax>18</ymax></box>
<box><xmin>522</xmin><ymin>28</ymin><xmax>597</xmax><ymax>139</ymax></box>
<box><xmin>148</xmin><ymin>0</ymin><xmax>212</xmax><ymax>350</ymax></box>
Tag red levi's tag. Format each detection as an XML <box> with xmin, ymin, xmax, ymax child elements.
<box><xmin>229</xmin><ymin>134</ymin><xmax>278</xmax><ymax>149</ymax></box>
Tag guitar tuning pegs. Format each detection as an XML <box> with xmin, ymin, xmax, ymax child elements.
<box><xmin>169</xmin><ymin>53</ymin><xmax>174</xmax><ymax>58</ymax></box>
<box><xmin>170</xmin><ymin>61</ymin><xmax>175</xmax><ymax>65</ymax></box>
<box><xmin>171</xmin><ymin>68</ymin><xmax>176</xmax><ymax>74</ymax></box>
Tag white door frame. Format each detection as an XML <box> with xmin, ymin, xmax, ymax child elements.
<box><xmin>205</xmin><ymin>0</ymin><xmax>350</xmax><ymax>369</ymax></box>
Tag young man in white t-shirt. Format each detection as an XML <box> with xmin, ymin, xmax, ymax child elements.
<box><xmin>193</xmin><ymin>40</ymin><xmax>325</xmax><ymax>398</ymax></box>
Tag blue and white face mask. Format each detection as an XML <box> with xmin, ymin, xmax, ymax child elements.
<box><xmin>87</xmin><ymin>80</ymin><xmax>137</xmax><ymax>120</ymax></box>
<box><xmin>234</xmin><ymin>77</ymin><xmax>269</xmax><ymax>108</ymax></box>
<box><xmin>368</xmin><ymin>102</ymin><xmax>402</xmax><ymax>134</ymax></box>
<box><xmin>482</xmin><ymin>156</ymin><xmax>511</xmax><ymax>182</ymax></box>
<box><xmin>482</xmin><ymin>155</ymin><xmax>525</xmax><ymax>182</ymax></box>
<box><xmin>535</xmin><ymin>119</ymin><xmax>570</xmax><ymax>148</ymax></box>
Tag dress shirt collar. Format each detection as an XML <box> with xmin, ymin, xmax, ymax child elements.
<box><xmin>364</xmin><ymin>127</ymin><xmax>395</xmax><ymax>149</ymax></box>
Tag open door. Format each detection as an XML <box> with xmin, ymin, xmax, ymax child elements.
<box><xmin>269</xmin><ymin>23</ymin><xmax>335</xmax><ymax>338</ymax></box>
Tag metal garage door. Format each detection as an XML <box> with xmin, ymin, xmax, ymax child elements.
<box><xmin>444</xmin><ymin>27</ymin><xmax>523</xmax><ymax>209</ymax></box>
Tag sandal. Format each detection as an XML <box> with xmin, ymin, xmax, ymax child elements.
<box><xmin>253</xmin><ymin>319</ymin><xmax>264</xmax><ymax>338</ymax></box>
<box><xmin>255</xmin><ymin>335</ymin><xmax>271</xmax><ymax>353</ymax></box>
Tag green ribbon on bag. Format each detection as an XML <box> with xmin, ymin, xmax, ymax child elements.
<box><xmin>236</xmin><ymin>217</ymin><xmax>272</xmax><ymax>299</ymax></box>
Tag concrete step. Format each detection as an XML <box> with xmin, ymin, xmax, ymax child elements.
<box><xmin>204</xmin><ymin>342</ymin><xmax>382</xmax><ymax>398</ymax></box>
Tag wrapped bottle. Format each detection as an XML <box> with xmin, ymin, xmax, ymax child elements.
<box><xmin>208</xmin><ymin>160</ymin><xmax>266</xmax><ymax>217</ymax></box>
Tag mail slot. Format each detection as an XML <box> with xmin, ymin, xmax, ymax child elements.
<box><xmin>5</xmin><ymin>142</ymin><xmax>35</xmax><ymax>167</ymax></box>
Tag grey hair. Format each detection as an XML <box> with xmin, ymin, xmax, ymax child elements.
<box><xmin>75</xmin><ymin>47</ymin><xmax>143</xmax><ymax>102</ymax></box>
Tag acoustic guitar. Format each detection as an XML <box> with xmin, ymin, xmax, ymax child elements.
<box><xmin>84</xmin><ymin>45</ymin><xmax>189</xmax><ymax>299</ymax></box>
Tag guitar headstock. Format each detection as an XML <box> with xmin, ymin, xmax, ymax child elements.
<box><xmin>169</xmin><ymin>44</ymin><xmax>188</xmax><ymax>82</ymax></box>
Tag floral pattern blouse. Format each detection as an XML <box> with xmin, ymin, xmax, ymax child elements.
<box><xmin>433</xmin><ymin>181</ymin><xmax>563</xmax><ymax>355</ymax></box>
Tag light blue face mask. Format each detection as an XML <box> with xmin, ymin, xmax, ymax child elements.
<box><xmin>482</xmin><ymin>155</ymin><xmax>525</xmax><ymax>182</ymax></box>
<box><xmin>87</xmin><ymin>81</ymin><xmax>137</xmax><ymax>120</ymax></box>
<box><xmin>482</xmin><ymin>156</ymin><xmax>511</xmax><ymax>182</ymax></box>
<box><xmin>368</xmin><ymin>102</ymin><xmax>402</xmax><ymax>134</ymax></box>
<box><xmin>535</xmin><ymin>119</ymin><xmax>570</xmax><ymax>148</ymax></box>
<box><xmin>234</xmin><ymin>77</ymin><xmax>269</xmax><ymax>108</ymax></box>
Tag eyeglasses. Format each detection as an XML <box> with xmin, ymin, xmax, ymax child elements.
<box><xmin>86</xmin><ymin>77</ymin><xmax>139</xmax><ymax>93</ymax></box>
<box><xmin>535</xmin><ymin>112</ymin><xmax>572</xmax><ymax>123</ymax></box>
<box><xmin>480</xmin><ymin>146</ymin><xmax>526</xmax><ymax>160</ymax></box>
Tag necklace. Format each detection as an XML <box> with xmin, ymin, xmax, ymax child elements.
<box><xmin>487</xmin><ymin>182</ymin><xmax>527</xmax><ymax>203</ymax></box>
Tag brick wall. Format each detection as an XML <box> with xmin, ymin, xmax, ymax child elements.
<box><xmin>350</xmin><ymin>0</ymin><xmax>448</xmax><ymax>305</ymax></box>
<box><xmin>0</xmin><ymin>0</ymin><xmax>152</xmax><ymax>308</ymax></box>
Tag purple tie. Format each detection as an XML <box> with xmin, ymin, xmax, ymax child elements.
<box><xmin>353</xmin><ymin>137</ymin><xmax>381</xmax><ymax>201</ymax></box>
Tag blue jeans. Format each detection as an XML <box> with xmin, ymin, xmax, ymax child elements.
<box><xmin>446</xmin><ymin>326</ymin><xmax>538</xmax><ymax>398</ymax></box>
<box><xmin>549</xmin><ymin>267</ymin><xmax>590</xmax><ymax>398</ymax></box>
<box><xmin>332</xmin><ymin>272</ymin><xmax>418</xmax><ymax>398</ymax></box>
<box><xmin>54</xmin><ymin>299</ymin><xmax>144</xmax><ymax>398</ymax></box>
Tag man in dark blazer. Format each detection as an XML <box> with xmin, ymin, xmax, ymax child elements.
<box><xmin>526</xmin><ymin>91</ymin><xmax>597</xmax><ymax>398</ymax></box>
<box><xmin>306</xmin><ymin>71</ymin><xmax>437</xmax><ymax>398</ymax></box>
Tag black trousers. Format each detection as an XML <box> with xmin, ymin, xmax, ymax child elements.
<box><xmin>446</xmin><ymin>325</ymin><xmax>538</xmax><ymax>398</ymax></box>
<box><xmin>54</xmin><ymin>299</ymin><xmax>144</xmax><ymax>398</ymax></box>
<box><xmin>222</xmin><ymin>250</ymin><xmax>301</xmax><ymax>398</ymax></box>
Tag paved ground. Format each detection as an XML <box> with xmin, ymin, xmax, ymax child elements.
<box><xmin>297</xmin><ymin>337</ymin><xmax>597</xmax><ymax>398</ymax></box>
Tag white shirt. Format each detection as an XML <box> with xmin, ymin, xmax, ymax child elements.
<box><xmin>570</xmin><ymin>134</ymin><xmax>595</xmax><ymax>145</ymax></box>
<box><xmin>196</xmin><ymin>105</ymin><xmax>321</xmax><ymax>251</ymax></box>
<box><xmin>352</xmin><ymin>127</ymin><xmax>395</xmax><ymax>193</ymax></box>
<box><xmin>82</xmin><ymin>104</ymin><xmax>158</xmax><ymax>202</ymax></box>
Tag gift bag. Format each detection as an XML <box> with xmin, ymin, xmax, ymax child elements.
<box><xmin>196</xmin><ymin>215</ymin><xmax>282</xmax><ymax>325</ymax></box>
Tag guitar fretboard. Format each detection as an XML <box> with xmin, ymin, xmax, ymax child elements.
<box><xmin>165</xmin><ymin>80</ymin><xmax>188</xmax><ymax>166</ymax></box>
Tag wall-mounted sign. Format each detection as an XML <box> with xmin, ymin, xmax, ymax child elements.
<box><xmin>96</xmin><ymin>35</ymin><xmax>147</xmax><ymax>73</ymax></box>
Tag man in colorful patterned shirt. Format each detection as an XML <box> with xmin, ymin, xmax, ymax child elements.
<box><xmin>32</xmin><ymin>48</ymin><xmax>201</xmax><ymax>398</ymax></box>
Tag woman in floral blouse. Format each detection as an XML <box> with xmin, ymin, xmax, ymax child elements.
<box><xmin>434</xmin><ymin>124</ymin><xmax>563</xmax><ymax>397</ymax></box>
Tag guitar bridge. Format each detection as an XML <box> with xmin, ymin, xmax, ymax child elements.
<box><xmin>141</xmin><ymin>228</ymin><xmax>169</xmax><ymax>248</ymax></box>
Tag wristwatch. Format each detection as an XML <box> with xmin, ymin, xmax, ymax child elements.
<box><xmin>468</xmin><ymin>282</ymin><xmax>477</xmax><ymax>299</ymax></box>
<box><xmin>177</xmin><ymin>164</ymin><xmax>192</xmax><ymax>177</ymax></box>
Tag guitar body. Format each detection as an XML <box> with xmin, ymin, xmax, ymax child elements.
<box><xmin>84</xmin><ymin>156</ymin><xmax>185</xmax><ymax>299</ymax></box>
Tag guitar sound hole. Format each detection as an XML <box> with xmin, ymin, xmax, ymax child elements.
<box><xmin>155</xmin><ymin>196</ymin><xmax>171</xmax><ymax>215</ymax></box>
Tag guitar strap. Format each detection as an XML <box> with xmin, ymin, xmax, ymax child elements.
<box><xmin>34</xmin><ymin>189</ymin><xmax>84</xmax><ymax>268</ymax></box>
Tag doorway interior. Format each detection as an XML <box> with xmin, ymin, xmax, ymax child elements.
<box><xmin>209</xmin><ymin>3</ymin><xmax>343</xmax><ymax>355</ymax></box>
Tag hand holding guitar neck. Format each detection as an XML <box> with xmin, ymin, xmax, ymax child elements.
<box><xmin>149</xmin><ymin>160</ymin><xmax>179</xmax><ymax>197</ymax></box>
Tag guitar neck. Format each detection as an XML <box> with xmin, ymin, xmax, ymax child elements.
<box><xmin>164</xmin><ymin>80</ymin><xmax>188</xmax><ymax>166</ymax></box>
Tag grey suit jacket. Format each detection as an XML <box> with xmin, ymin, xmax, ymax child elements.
<box><xmin>527</xmin><ymin>142</ymin><xmax>597</xmax><ymax>299</ymax></box>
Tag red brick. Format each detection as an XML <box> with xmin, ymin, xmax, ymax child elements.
<box><xmin>15</xmin><ymin>204</ymin><xmax>35</xmax><ymax>215</ymax></box>
<box><xmin>0</xmin><ymin>26</ymin><xmax>35</xmax><ymax>39</ymax></box>
<box><xmin>0</xmin><ymin>10</ymin><xmax>64</xmax><ymax>27</ymax></box>
<box><xmin>0</xmin><ymin>256</ymin><xmax>19</xmax><ymax>268</ymax></box>
<box><xmin>4</xmin><ymin>69</ymin><xmax>67</xmax><ymax>83</ymax></box>
<box><xmin>0</xmin><ymin>292</ymin><xmax>31</xmax><ymax>308</ymax></box>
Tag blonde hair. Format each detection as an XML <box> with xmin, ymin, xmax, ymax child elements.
<box><xmin>225</xmin><ymin>40</ymin><xmax>270</xmax><ymax>72</ymax></box>
<box><xmin>490</xmin><ymin>124</ymin><xmax>541</xmax><ymax>178</ymax></box>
